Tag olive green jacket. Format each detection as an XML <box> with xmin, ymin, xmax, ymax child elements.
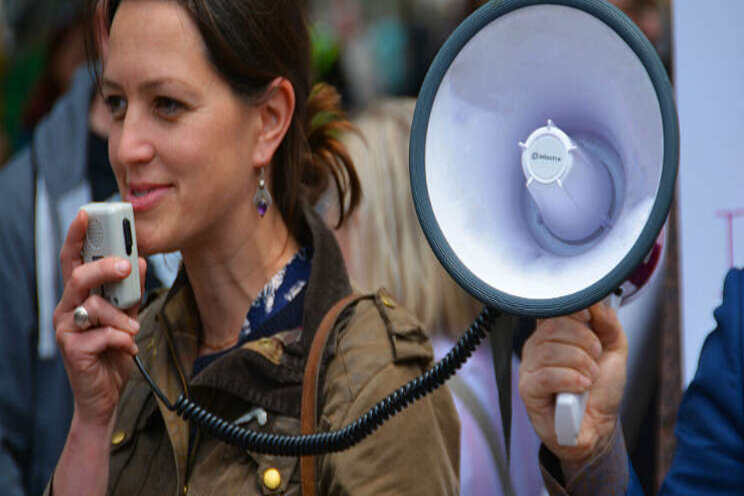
<box><xmin>49</xmin><ymin>207</ymin><xmax>460</xmax><ymax>495</ymax></box>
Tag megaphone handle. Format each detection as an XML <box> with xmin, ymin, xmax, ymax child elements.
<box><xmin>555</xmin><ymin>390</ymin><xmax>589</xmax><ymax>446</ymax></box>
<box><xmin>554</xmin><ymin>291</ymin><xmax>622</xmax><ymax>446</ymax></box>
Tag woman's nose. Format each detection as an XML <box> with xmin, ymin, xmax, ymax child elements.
<box><xmin>114</xmin><ymin>111</ymin><xmax>156</xmax><ymax>166</ymax></box>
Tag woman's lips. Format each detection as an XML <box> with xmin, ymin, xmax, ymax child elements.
<box><xmin>126</xmin><ymin>184</ymin><xmax>173</xmax><ymax>212</ymax></box>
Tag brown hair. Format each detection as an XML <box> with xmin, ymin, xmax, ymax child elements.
<box><xmin>338</xmin><ymin>99</ymin><xmax>482</xmax><ymax>337</ymax></box>
<box><xmin>87</xmin><ymin>0</ymin><xmax>360</xmax><ymax>233</ymax></box>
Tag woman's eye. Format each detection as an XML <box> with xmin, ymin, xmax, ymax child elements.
<box><xmin>154</xmin><ymin>97</ymin><xmax>186</xmax><ymax>118</ymax></box>
<box><xmin>105</xmin><ymin>95</ymin><xmax>127</xmax><ymax>119</ymax></box>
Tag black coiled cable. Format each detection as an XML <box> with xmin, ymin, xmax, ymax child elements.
<box><xmin>134</xmin><ymin>305</ymin><xmax>499</xmax><ymax>456</ymax></box>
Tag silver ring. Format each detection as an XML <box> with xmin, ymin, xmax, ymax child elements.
<box><xmin>73</xmin><ymin>306</ymin><xmax>90</xmax><ymax>330</ymax></box>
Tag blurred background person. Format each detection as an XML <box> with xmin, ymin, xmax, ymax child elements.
<box><xmin>325</xmin><ymin>97</ymin><xmax>546</xmax><ymax>495</ymax></box>
<box><xmin>17</xmin><ymin>10</ymin><xmax>87</xmax><ymax>145</ymax></box>
<box><xmin>0</xmin><ymin>60</ymin><xmax>106</xmax><ymax>496</ymax></box>
<box><xmin>0</xmin><ymin>4</ymin><xmax>176</xmax><ymax>495</ymax></box>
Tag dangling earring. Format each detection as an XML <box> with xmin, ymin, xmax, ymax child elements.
<box><xmin>253</xmin><ymin>167</ymin><xmax>272</xmax><ymax>217</ymax></box>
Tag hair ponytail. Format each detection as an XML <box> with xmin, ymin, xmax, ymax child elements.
<box><xmin>303</xmin><ymin>83</ymin><xmax>361</xmax><ymax>228</ymax></box>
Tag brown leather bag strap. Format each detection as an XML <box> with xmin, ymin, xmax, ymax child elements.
<box><xmin>300</xmin><ymin>293</ymin><xmax>361</xmax><ymax>496</ymax></box>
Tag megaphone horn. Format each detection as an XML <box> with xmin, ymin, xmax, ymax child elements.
<box><xmin>410</xmin><ymin>0</ymin><xmax>678</xmax><ymax>446</ymax></box>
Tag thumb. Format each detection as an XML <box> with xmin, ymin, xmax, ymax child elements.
<box><xmin>588</xmin><ymin>302</ymin><xmax>627</xmax><ymax>355</ymax></box>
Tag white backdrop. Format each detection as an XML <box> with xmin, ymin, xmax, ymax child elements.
<box><xmin>674</xmin><ymin>1</ymin><xmax>744</xmax><ymax>385</ymax></box>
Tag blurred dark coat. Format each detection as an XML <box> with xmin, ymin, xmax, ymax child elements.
<box><xmin>0</xmin><ymin>66</ymin><xmax>95</xmax><ymax>496</ymax></box>
<box><xmin>0</xmin><ymin>65</ymin><xmax>175</xmax><ymax>496</ymax></box>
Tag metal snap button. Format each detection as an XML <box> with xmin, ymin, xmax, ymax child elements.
<box><xmin>263</xmin><ymin>468</ymin><xmax>281</xmax><ymax>490</ymax></box>
<box><xmin>111</xmin><ymin>431</ymin><xmax>126</xmax><ymax>445</ymax></box>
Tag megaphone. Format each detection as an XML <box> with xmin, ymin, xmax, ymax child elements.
<box><xmin>410</xmin><ymin>0</ymin><xmax>678</xmax><ymax>446</ymax></box>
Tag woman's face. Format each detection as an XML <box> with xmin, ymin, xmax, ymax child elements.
<box><xmin>103</xmin><ymin>0</ymin><xmax>263</xmax><ymax>255</ymax></box>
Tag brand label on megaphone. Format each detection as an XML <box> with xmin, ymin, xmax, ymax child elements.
<box><xmin>531</xmin><ymin>152</ymin><xmax>561</xmax><ymax>162</ymax></box>
<box><xmin>520</xmin><ymin>120</ymin><xmax>620</xmax><ymax>247</ymax></box>
<box><xmin>526</xmin><ymin>134</ymin><xmax>569</xmax><ymax>183</ymax></box>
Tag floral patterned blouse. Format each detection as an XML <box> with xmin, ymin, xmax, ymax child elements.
<box><xmin>192</xmin><ymin>247</ymin><xmax>311</xmax><ymax>376</ymax></box>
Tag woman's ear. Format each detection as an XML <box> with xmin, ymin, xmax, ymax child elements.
<box><xmin>251</xmin><ymin>78</ymin><xmax>296</xmax><ymax>167</ymax></box>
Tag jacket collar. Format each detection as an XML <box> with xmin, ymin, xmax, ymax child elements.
<box><xmin>295</xmin><ymin>201</ymin><xmax>353</xmax><ymax>352</ymax></box>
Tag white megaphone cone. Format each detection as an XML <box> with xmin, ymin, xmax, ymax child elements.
<box><xmin>409</xmin><ymin>0</ymin><xmax>678</xmax><ymax>450</ymax></box>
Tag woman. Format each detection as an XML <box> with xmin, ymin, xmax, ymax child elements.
<box><xmin>49</xmin><ymin>1</ymin><xmax>459</xmax><ymax>494</ymax></box>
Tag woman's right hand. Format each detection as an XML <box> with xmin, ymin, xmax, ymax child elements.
<box><xmin>53</xmin><ymin>210</ymin><xmax>147</xmax><ymax>428</ymax></box>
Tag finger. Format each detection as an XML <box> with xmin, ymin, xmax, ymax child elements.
<box><xmin>523</xmin><ymin>317</ymin><xmax>602</xmax><ymax>362</ymax></box>
<box><xmin>63</xmin><ymin>325</ymin><xmax>139</xmax><ymax>358</ymax></box>
<box><xmin>519</xmin><ymin>366</ymin><xmax>593</xmax><ymax>403</ymax></box>
<box><xmin>60</xmin><ymin>210</ymin><xmax>88</xmax><ymax>282</ymax></box>
<box><xmin>588</xmin><ymin>303</ymin><xmax>627</xmax><ymax>355</ymax></box>
<box><xmin>64</xmin><ymin>295</ymin><xmax>140</xmax><ymax>334</ymax></box>
<box><xmin>523</xmin><ymin>341</ymin><xmax>600</xmax><ymax>380</ymax></box>
<box><xmin>58</xmin><ymin>257</ymin><xmax>133</xmax><ymax>312</ymax></box>
<box><xmin>567</xmin><ymin>309</ymin><xmax>592</xmax><ymax>324</ymax></box>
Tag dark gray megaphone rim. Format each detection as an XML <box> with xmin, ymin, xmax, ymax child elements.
<box><xmin>410</xmin><ymin>0</ymin><xmax>679</xmax><ymax>318</ymax></box>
